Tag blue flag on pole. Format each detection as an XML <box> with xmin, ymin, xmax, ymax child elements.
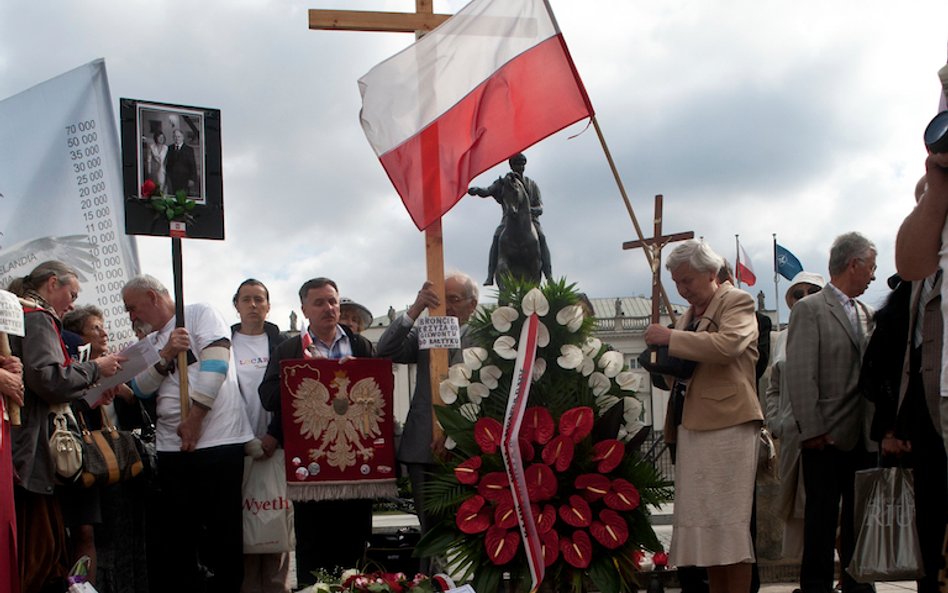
<box><xmin>775</xmin><ymin>243</ymin><xmax>803</xmax><ymax>280</ymax></box>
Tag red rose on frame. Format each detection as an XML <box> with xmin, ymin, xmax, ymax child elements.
<box><xmin>485</xmin><ymin>525</ymin><xmax>520</xmax><ymax>565</ymax></box>
<box><xmin>653</xmin><ymin>551</ymin><xmax>669</xmax><ymax>569</ymax></box>
<box><xmin>454</xmin><ymin>456</ymin><xmax>482</xmax><ymax>485</ymax></box>
<box><xmin>456</xmin><ymin>495</ymin><xmax>491</xmax><ymax>534</ymax></box>
<box><xmin>574</xmin><ymin>473</ymin><xmax>611</xmax><ymax>501</ymax></box>
<box><xmin>591</xmin><ymin>439</ymin><xmax>624</xmax><ymax>473</ymax></box>
<box><xmin>558</xmin><ymin>494</ymin><xmax>593</xmax><ymax>528</ymax></box>
<box><xmin>521</xmin><ymin>407</ymin><xmax>554</xmax><ymax>444</ymax></box>
<box><xmin>524</xmin><ymin>463</ymin><xmax>557</xmax><ymax>501</ymax></box>
<box><xmin>559</xmin><ymin>407</ymin><xmax>594</xmax><ymax>443</ymax></box>
<box><xmin>541</xmin><ymin>435</ymin><xmax>574</xmax><ymax>472</ymax></box>
<box><xmin>474</xmin><ymin>417</ymin><xmax>503</xmax><ymax>454</ymax></box>
<box><xmin>604</xmin><ymin>478</ymin><xmax>641</xmax><ymax>511</ymax></box>
<box><xmin>559</xmin><ymin>529</ymin><xmax>593</xmax><ymax>568</ymax></box>
<box><xmin>589</xmin><ymin>508</ymin><xmax>629</xmax><ymax>549</ymax></box>
<box><xmin>141</xmin><ymin>179</ymin><xmax>157</xmax><ymax>199</ymax></box>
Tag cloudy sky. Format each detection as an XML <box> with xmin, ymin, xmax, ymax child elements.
<box><xmin>1</xmin><ymin>0</ymin><xmax>946</xmax><ymax>329</ymax></box>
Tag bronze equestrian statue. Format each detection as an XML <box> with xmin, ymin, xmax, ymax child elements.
<box><xmin>468</xmin><ymin>153</ymin><xmax>552</xmax><ymax>287</ymax></box>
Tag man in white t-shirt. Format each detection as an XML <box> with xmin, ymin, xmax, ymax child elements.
<box><xmin>124</xmin><ymin>274</ymin><xmax>252</xmax><ymax>593</ymax></box>
<box><xmin>230</xmin><ymin>278</ymin><xmax>290</xmax><ymax>593</ymax></box>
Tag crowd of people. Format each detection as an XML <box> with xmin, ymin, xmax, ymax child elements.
<box><xmin>1</xmin><ymin>153</ymin><xmax>947</xmax><ymax>593</ymax></box>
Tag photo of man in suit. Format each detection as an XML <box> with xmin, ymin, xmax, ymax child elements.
<box><xmin>165</xmin><ymin>128</ymin><xmax>197</xmax><ymax>196</ymax></box>
<box><xmin>786</xmin><ymin>231</ymin><xmax>877</xmax><ymax>593</ymax></box>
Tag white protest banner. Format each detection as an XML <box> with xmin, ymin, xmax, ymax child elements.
<box><xmin>0</xmin><ymin>290</ymin><xmax>24</xmax><ymax>337</ymax></box>
<box><xmin>0</xmin><ymin>60</ymin><xmax>139</xmax><ymax>346</ymax></box>
<box><xmin>416</xmin><ymin>315</ymin><xmax>461</xmax><ymax>350</ymax></box>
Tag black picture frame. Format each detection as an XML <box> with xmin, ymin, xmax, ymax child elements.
<box><xmin>120</xmin><ymin>98</ymin><xmax>224</xmax><ymax>240</ymax></box>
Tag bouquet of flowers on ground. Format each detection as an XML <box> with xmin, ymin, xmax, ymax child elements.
<box><xmin>309</xmin><ymin>569</ymin><xmax>444</xmax><ymax>593</ymax></box>
<box><xmin>416</xmin><ymin>279</ymin><xmax>673</xmax><ymax>593</ymax></box>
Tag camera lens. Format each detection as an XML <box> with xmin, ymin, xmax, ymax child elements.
<box><xmin>924</xmin><ymin>110</ymin><xmax>948</xmax><ymax>153</ymax></box>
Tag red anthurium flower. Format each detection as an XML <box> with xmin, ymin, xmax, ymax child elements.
<box><xmin>540</xmin><ymin>529</ymin><xmax>560</xmax><ymax>567</ymax></box>
<box><xmin>524</xmin><ymin>463</ymin><xmax>557</xmax><ymax>501</ymax></box>
<box><xmin>454</xmin><ymin>456</ymin><xmax>482</xmax><ymax>485</ymax></box>
<box><xmin>589</xmin><ymin>509</ymin><xmax>629</xmax><ymax>549</ymax></box>
<box><xmin>632</xmin><ymin>549</ymin><xmax>645</xmax><ymax>567</ymax></box>
<box><xmin>558</xmin><ymin>495</ymin><xmax>593</xmax><ymax>528</ymax></box>
<box><xmin>485</xmin><ymin>525</ymin><xmax>520</xmax><ymax>565</ymax></box>
<box><xmin>574</xmin><ymin>473</ymin><xmax>611</xmax><ymax>501</ymax></box>
<box><xmin>141</xmin><ymin>179</ymin><xmax>157</xmax><ymax>198</ymax></box>
<box><xmin>456</xmin><ymin>495</ymin><xmax>491</xmax><ymax>534</ymax></box>
<box><xmin>559</xmin><ymin>407</ymin><xmax>594</xmax><ymax>443</ymax></box>
<box><xmin>541</xmin><ymin>435</ymin><xmax>574</xmax><ymax>472</ymax></box>
<box><xmin>518</xmin><ymin>436</ymin><xmax>535</xmax><ymax>462</ymax></box>
<box><xmin>494</xmin><ymin>499</ymin><xmax>518</xmax><ymax>529</ymax></box>
<box><xmin>533</xmin><ymin>504</ymin><xmax>556</xmax><ymax>534</ymax></box>
<box><xmin>592</xmin><ymin>439</ymin><xmax>624</xmax><ymax>473</ymax></box>
<box><xmin>474</xmin><ymin>417</ymin><xmax>503</xmax><ymax>454</ymax></box>
<box><xmin>559</xmin><ymin>529</ymin><xmax>593</xmax><ymax>569</ymax></box>
<box><xmin>477</xmin><ymin>472</ymin><xmax>510</xmax><ymax>502</ymax></box>
<box><xmin>653</xmin><ymin>551</ymin><xmax>669</xmax><ymax>568</ymax></box>
<box><xmin>604</xmin><ymin>478</ymin><xmax>641</xmax><ymax>511</ymax></box>
<box><xmin>521</xmin><ymin>407</ymin><xmax>555</xmax><ymax>444</ymax></box>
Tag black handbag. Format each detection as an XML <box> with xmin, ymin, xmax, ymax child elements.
<box><xmin>77</xmin><ymin>408</ymin><xmax>144</xmax><ymax>488</ymax></box>
<box><xmin>638</xmin><ymin>318</ymin><xmax>705</xmax><ymax>380</ymax></box>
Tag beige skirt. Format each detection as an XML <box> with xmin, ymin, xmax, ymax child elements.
<box><xmin>669</xmin><ymin>421</ymin><xmax>760</xmax><ymax>567</ymax></box>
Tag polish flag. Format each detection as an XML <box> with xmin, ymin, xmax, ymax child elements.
<box><xmin>358</xmin><ymin>0</ymin><xmax>594</xmax><ymax>230</ymax></box>
<box><xmin>737</xmin><ymin>244</ymin><xmax>757</xmax><ymax>287</ymax></box>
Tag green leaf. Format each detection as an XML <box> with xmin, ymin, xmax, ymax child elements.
<box><xmin>165</xmin><ymin>208</ymin><xmax>175</xmax><ymax>220</ymax></box>
<box><xmin>588</xmin><ymin>556</ymin><xmax>621</xmax><ymax>593</ymax></box>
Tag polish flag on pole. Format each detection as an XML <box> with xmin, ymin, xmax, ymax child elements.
<box><xmin>737</xmin><ymin>243</ymin><xmax>757</xmax><ymax>287</ymax></box>
<box><xmin>358</xmin><ymin>0</ymin><xmax>594</xmax><ymax>230</ymax></box>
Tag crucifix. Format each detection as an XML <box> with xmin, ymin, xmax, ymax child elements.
<box><xmin>622</xmin><ymin>194</ymin><xmax>693</xmax><ymax>328</ymax></box>
<box><xmin>308</xmin><ymin>1</ymin><xmax>454</xmax><ymax>440</ymax></box>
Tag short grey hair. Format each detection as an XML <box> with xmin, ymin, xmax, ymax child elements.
<box><xmin>828</xmin><ymin>232</ymin><xmax>875</xmax><ymax>277</ymax></box>
<box><xmin>62</xmin><ymin>304</ymin><xmax>105</xmax><ymax>335</ymax></box>
<box><xmin>665</xmin><ymin>239</ymin><xmax>725</xmax><ymax>275</ymax></box>
<box><xmin>446</xmin><ymin>270</ymin><xmax>478</xmax><ymax>302</ymax></box>
<box><xmin>122</xmin><ymin>274</ymin><xmax>170</xmax><ymax>296</ymax></box>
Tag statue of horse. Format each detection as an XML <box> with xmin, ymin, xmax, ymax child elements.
<box><xmin>495</xmin><ymin>172</ymin><xmax>542</xmax><ymax>292</ymax></box>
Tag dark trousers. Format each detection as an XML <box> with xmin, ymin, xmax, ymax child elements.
<box><xmin>800</xmin><ymin>444</ymin><xmax>875</xmax><ymax>593</ymax></box>
<box><xmin>155</xmin><ymin>444</ymin><xmax>245</xmax><ymax>593</ymax></box>
<box><xmin>294</xmin><ymin>499</ymin><xmax>372</xmax><ymax>585</ymax></box>
<box><xmin>406</xmin><ymin>462</ymin><xmax>438</xmax><ymax>574</ymax></box>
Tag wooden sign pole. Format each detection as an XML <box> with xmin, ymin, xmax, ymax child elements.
<box><xmin>172</xmin><ymin>237</ymin><xmax>190</xmax><ymax>419</ymax></box>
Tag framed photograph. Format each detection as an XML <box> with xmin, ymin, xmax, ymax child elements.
<box><xmin>120</xmin><ymin>98</ymin><xmax>224</xmax><ymax>240</ymax></box>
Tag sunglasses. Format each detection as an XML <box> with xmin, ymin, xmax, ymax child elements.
<box><xmin>792</xmin><ymin>287</ymin><xmax>821</xmax><ymax>300</ymax></box>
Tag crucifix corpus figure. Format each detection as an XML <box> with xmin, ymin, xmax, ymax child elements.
<box><xmin>468</xmin><ymin>152</ymin><xmax>552</xmax><ymax>287</ymax></box>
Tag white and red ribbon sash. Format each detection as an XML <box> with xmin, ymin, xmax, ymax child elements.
<box><xmin>501</xmin><ymin>313</ymin><xmax>544</xmax><ymax>592</ymax></box>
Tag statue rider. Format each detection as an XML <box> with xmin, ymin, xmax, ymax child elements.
<box><xmin>467</xmin><ymin>153</ymin><xmax>552</xmax><ymax>286</ymax></box>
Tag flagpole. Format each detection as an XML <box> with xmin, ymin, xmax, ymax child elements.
<box><xmin>735</xmin><ymin>234</ymin><xmax>741</xmax><ymax>288</ymax></box>
<box><xmin>773</xmin><ymin>233</ymin><xmax>781</xmax><ymax>328</ymax></box>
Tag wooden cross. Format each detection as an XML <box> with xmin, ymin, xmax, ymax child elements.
<box><xmin>622</xmin><ymin>194</ymin><xmax>693</xmax><ymax>326</ymax></box>
<box><xmin>308</xmin><ymin>1</ymin><xmax>455</xmax><ymax>441</ymax></box>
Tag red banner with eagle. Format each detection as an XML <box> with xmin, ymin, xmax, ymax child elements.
<box><xmin>280</xmin><ymin>358</ymin><xmax>397</xmax><ymax>502</ymax></box>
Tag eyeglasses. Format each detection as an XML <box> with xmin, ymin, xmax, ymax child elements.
<box><xmin>792</xmin><ymin>287</ymin><xmax>821</xmax><ymax>300</ymax></box>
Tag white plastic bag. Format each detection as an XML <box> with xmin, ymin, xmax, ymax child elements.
<box><xmin>242</xmin><ymin>453</ymin><xmax>295</xmax><ymax>554</ymax></box>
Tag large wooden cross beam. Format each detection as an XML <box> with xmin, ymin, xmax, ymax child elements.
<box><xmin>622</xmin><ymin>194</ymin><xmax>693</xmax><ymax>326</ymax></box>
<box><xmin>308</xmin><ymin>0</ymin><xmax>455</xmax><ymax>442</ymax></box>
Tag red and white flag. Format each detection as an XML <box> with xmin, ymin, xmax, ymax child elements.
<box><xmin>358</xmin><ymin>0</ymin><xmax>594</xmax><ymax>230</ymax></box>
<box><xmin>737</xmin><ymin>243</ymin><xmax>757</xmax><ymax>287</ymax></box>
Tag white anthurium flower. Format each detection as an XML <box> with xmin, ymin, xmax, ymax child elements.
<box><xmin>340</xmin><ymin>569</ymin><xmax>359</xmax><ymax>582</ymax></box>
<box><xmin>439</xmin><ymin>380</ymin><xmax>459</xmax><ymax>405</ymax></box>
<box><xmin>598</xmin><ymin>350</ymin><xmax>625</xmax><ymax>378</ymax></box>
<box><xmin>582</xmin><ymin>337</ymin><xmax>602</xmax><ymax>357</ymax></box>
<box><xmin>556</xmin><ymin>304</ymin><xmax>584</xmax><ymax>332</ymax></box>
<box><xmin>623</xmin><ymin>396</ymin><xmax>644</xmax><ymax>424</ymax></box>
<box><xmin>444</xmin><ymin>436</ymin><xmax>457</xmax><ymax>450</ymax></box>
<box><xmin>521</xmin><ymin>288</ymin><xmax>550</xmax><ymax>317</ymax></box>
<box><xmin>532</xmin><ymin>357</ymin><xmax>547</xmax><ymax>382</ymax></box>
<box><xmin>493</xmin><ymin>335</ymin><xmax>518</xmax><ymax>360</ymax></box>
<box><xmin>467</xmin><ymin>382</ymin><xmax>490</xmax><ymax>404</ymax></box>
<box><xmin>536</xmin><ymin>322</ymin><xmax>550</xmax><ymax>348</ymax></box>
<box><xmin>616</xmin><ymin>371</ymin><xmax>642</xmax><ymax>392</ymax></box>
<box><xmin>588</xmin><ymin>372</ymin><xmax>611</xmax><ymax>396</ymax></box>
<box><xmin>491</xmin><ymin>307</ymin><xmax>519</xmax><ymax>332</ymax></box>
<box><xmin>462</xmin><ymin>347</ymin><xmax>489</xmax><ymax>370</ymax></box>
<box><xmin>596</xmin><ymin>394</ymin><xmax>620</xmax><ymax>415</ymax></box>
<box><xmin>479</xmin><ymin>365</ymin><xmax>502</xmax><ymax>389</ymax></box>
<box><xmin>458</xmin><ymin>402</ymin><xmax>481</xmax><ymax>422</ymax></box>
<box><xmin>557</xmin><ymin>344</ymin><xmax>583</xmax><ymax>369</ymax></box>
<box><xmin>448</xmin><ymin>363</ymin><xmax>472</xmax><ymax>387</ymax></box>
<box><xmin>580</xmin><ymin>356</ymin><xmax>595</xmax><ymax>377</ymax></box>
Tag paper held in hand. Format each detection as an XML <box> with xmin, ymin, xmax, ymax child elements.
<box><xmin>83</xmin><ymin>339</ymin><xmax>161</xmax><ymax>406</ymax></box>
<box><xmin>416</xmin><ymin>316</ymin><xmax>460</xmax><ymax>350</ymax></box>
<box><xmin>0</xmin><ymin>290</ymin><xmax>25</xmax><ymax>337</ymax></box>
